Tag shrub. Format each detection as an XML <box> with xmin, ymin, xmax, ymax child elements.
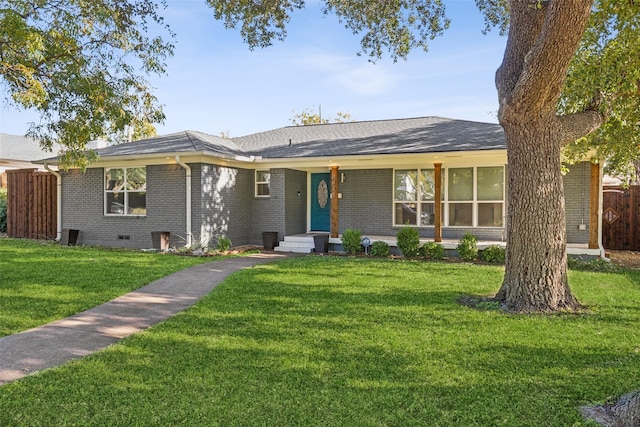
<box><xmin>568</xmin><ymin>256</ymin><xmax>620</xmax><ymax>272</ymax></box>
<box><xmin>341</xmin><ymin>228</ymin><xmax>362</xmax><ymax>255</ymax></box>
<box><xmin>481</xmin><ymin>245</ymin><xmax>505</xmax><ymax>263</ymax></box>
<box><xmin>421</xmin><ymin>241</ymin><xmax>445</xmax><ymax>260</ymax></box>
<box><xmin>0</xmin><ymin>187</ymin><xmax>6</xmax><ymax>233</ymax></box>
<box><xmin>456</xmin><ymin>233</ymin><xmax>478</xmax><ymax>261</ymax></box>
<box><xmin>396</xmin><ymin>226</ymin><xmax>420</xmax><ymax>258</ymax></box>
<box><xmin>370</xmin><ymin>241</ymin><xmax>390</xmax><ymax>257</ymax></box>
<box><xmin>216</xmin><ymin>235</ymin><xmax>232</xmax><ymax>252</ymax></box>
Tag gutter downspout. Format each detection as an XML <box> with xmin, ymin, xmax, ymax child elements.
<box><xmin>44</xmin><ymin>163</ymin><xmax>62</xmax><ymax>241</ymax></box>
<box><xmin>597</xmin><ymin>162</ymin><xmax>606</xmax><ymax>259</ymax></box>
<box><xmin>174</xmin><ymin>156</ymin><xmax>192</xmax><ymax>247</ymax></box>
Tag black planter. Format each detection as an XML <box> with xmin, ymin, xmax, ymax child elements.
<box><xmin>313</xmin><ymin>234</ymin><xmax>329</xmax><ymax>253</ymax></box>
<box><xmin>262</xmin><ymin>231</ymin><xmax>279</xmax><ymax>250</ymax></box>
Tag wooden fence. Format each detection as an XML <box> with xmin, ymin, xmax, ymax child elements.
<box><xmin>602</xmin><ymin>185</ymin><xmax>640</xmax><ymax>251</ymax></box>
<box><xmin>6</xmin><ymin>169</ymin><xmax>57</xmax><ymax>240</ymax></box>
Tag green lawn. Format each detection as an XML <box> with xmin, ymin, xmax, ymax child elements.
<box><xmin>1</xmin><ymin>254</ymin><xmax>639</xmax><ymax>425</ymax></box>
<box><xmin>0</xmin><ymin>238</ymin><xmax>213</xmax><ymax>336</ymax></box>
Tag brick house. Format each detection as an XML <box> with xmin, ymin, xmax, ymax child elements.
<box><xmin>35</xmin><ymin>116</ymin><xmax>604</xmax><ymax>256</ymax></box>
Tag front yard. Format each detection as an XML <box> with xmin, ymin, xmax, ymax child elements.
<box><xmin>0</xmin><ymin>239</ymin><xmax>212</xmax><ymax>336</ymax></box>
<box><xmin>1</xmin><ymin>242</ymin><xmax>639</xmax><ymax>425</ymax></box>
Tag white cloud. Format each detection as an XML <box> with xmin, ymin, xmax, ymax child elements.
<box><xmin>292</xmin><ymin>51</ymin><xmax>398</xmax><ymax>96</ymax></box>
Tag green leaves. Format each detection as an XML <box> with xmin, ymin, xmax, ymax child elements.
<box><xmin>324</xmin><ymin>0</ymin><xmax>450</xmax><ymax>61</ymax></box>
<box><xmin>560</xmin><ymin>0</ymin><xmax>640</xmax><ymax>182</ymax></box>
<box><xmin>207</xmin><ymin>0</ymin><xmax>306</xmax><ymax>49</ymax></box>
<box><xmin>474</xmin><ymin>0</ymin><xmax>509</xmax><ymax>35</ymax></box>
<box><xmin>206</xmin><ymin>0</ymin><xmax>450</xmax><ymax>61</ymax></box>
<box><xmin>1</xmin><ymin>0</ymin><xmax>174</xmax><ymax>167</ymax></box>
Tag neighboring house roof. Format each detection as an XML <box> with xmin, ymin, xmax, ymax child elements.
<box><xmin>0</xmin><ymin>133</ymin><xmax>58</xmax><ymax>169</ymax></box>
<box><xmin>603</xmin><ymin>175</ymin><xmax>623</xmax><ymax>186</ymax></box>
<box><xmin>234</xmin><ymin>116</ymin><xmax>506</xmax><ymax>158</ymax></box>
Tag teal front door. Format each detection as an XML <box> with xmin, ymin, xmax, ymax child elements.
<box><xmin>311</xmin><ymin>173</ymin><xmax>331</xmax><ymax>231</ymax></box>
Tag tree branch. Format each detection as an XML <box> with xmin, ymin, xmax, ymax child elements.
<box><xmin>511</xmin><ymin>0</ymin><xmax>593</xmax><ymax>113</ymax></box>
<box><xmin>557</xmin><ymin>110</ymin><xmax>604</xmax><ymax>146</ymax></box>
<box><xmin>498</xmin><ymin>0</ymin><xmax>594</xmax><ymax>122</ymax></box>
<box><xmin>496</xmin><ymin>0</ymin><xmax>546</xmax><ymax>120</ymax></box>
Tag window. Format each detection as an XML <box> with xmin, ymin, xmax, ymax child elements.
<box><xmin>477</xmin><ymin>167</ymin><xmax>504</xmax><ymax>226</ymax></box>
<box><xmin>105</xmin><ymin>167</ymin><xmax>146</xmax><ymax>216</ymax></box>
<box><xmin>393</xmin><ymin>166</ymin><xmax>504</xmax><ymax>227</ymax></box>
<box><xmin>256</xmin><ymin>170</ymin><xmax>270</xmax><ymax>197</ymax></box>
<box><xmin>394</xmin><ymin>169</ymin><xmax>443</xmax><ymax>226</ymax></box>
<box><xmin>448</xmin><ymin>168</ymin><xmax>473</xmax><ymax>226</ymax></box>
<box><xmin>394</xmin><ymin>169</ymin><xmax>418</xmax><ymax>225</ymax></box>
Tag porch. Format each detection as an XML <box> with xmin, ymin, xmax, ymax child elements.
<box><xmin>299</xmin><ymin>161</ymin><xmax>602</xmax><ymax>257</ymax></box>
<box><xmin>273</xmin><ymin>233</ymin><xmax>602</xmax><ymax>257</ymax></box>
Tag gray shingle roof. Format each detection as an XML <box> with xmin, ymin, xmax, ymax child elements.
<box><xmin>234</xmin><ymin>117</ymin><xmax>505</xmax><ymax>158</ymax></box>
<box><xmin>92</xmin><ymin>130</ymin><xmax>247</xmax><ymax>159</ymax></box>
<box><xmin>0</xmin><ymin>133</ymin><xmax>58</xmax><ymax>162</ymax></box>
<box><xmin>17</xmin><ymin>117</ymin><xmax>507</xmax><ymax>165</ymax></box>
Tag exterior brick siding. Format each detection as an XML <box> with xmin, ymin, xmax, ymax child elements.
<box><xmin>251</xmin><ymin>168</ymin><xmax>285</xmax><ymax>245</ymax></box>
<box><xmin>197</xmin><ymin>164</ymin><xmax>253</xmax><ymax>248</ymax></box>
<box><xmin>284</xmin><ymin>169</ymin><xmax>307</xmax><ymax>236</ymax></box>
<box><xmin>336</xmin><ymin>168</ymin><xmax>506</xmax><ymax>241</ymax></box>
<box><xmin>338</xmin><ymin>169</ymin><xmax>394</xmax><ymax>235</ymax></box>
<box><xmin>60</xmin><ymin>160</ymin><xmax>591</xmax><ymax>249</ymax></box>
<box><xmin>563</xmin><ymin>161</ymin><xmax>591</xmax><ymax>244</ymax></box>
<box><xmin>249</xmin><ymin>168</ymin><xmax>307</xmax><ymax>246</ymax></box>
<box><xmin>61</xmin><ymin>165</ymin><xmax>186</xmax><ymax>248</ymax></box>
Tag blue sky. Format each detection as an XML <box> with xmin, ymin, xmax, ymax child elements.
<box><xmin>0</xmin><ymin>1</ymin><xmax>507</xmax><ymax>138</ymax></box>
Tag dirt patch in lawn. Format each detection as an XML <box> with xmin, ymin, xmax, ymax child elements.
<box><xmin>607</xmin><ymin>250</ymin><xmax>640</xmax><ymax>270</ymax></box>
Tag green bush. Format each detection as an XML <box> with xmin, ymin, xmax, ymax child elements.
<box><xmin>370</xmin><ymin>241</ymin><xmax>390</xmax><ymax>257</ymax></box>
<box><xmin>396</xmin><ymin>226</ymin><xmax>420</xmax><ymax>258</ymax></box>
<box><xmin>0</xmin><ymin>187</ymin><xmax>6</xmax><ymax>233</ymax></box>
<box><xmin>480</xmin><ymin>245</ymin><xmax>505</xmax><ymax>263</ymax></box>
<box><xmin>456</xmin><ymin>233</ymin><xmax>478</xmax><ymax>261</ymax></box>
<box><xmin>216</xmin><ymin>235</ymin><xmax>232</xmax><ymax>252</ymax></box>
<box><xmin>341</xmin><ymin>228</ymin><xmax>362</xmax><ymax>255</ymax></box>
<box><xmin>421</xmin><ymin>241</ymin><xmax>445</xmax><ymax>260</ymax></box>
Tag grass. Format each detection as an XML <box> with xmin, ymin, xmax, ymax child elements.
<box><xmin>0</xmin><ymin>238</ymin><xmax>213</xmax><ymax>336</ymax></box>
<box><xmin>1</xmin><ymin>255</ymin><xmax>639</xmax><ymax>425</ymax></box>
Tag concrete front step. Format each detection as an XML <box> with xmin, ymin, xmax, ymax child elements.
<box><xmin>274</xmin><ymin>235</ymin><xmax>316</xmax><ymax>254</ymax></box>
<box><xmin>274</xmin><ymin>245</ymin><xmax>314</xmax><ymax>254</ymax></box>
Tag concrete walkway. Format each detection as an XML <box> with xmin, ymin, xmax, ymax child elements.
<box><xmin>0</xmin><ymin>252</ymin><xmax>290</xmax><ymax>385</ymax></box>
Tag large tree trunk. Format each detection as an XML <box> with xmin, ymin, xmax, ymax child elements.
<box><xmin>495</xmin><ymin>120</ymin><xmax>580</xmax><ymax>312</ymax></box>
<box><xmin>493</xmin><ymin>0</ymin><xmax>602</xmax><ymax>312</ymax></box>
<box><xmin>582</xmin><ymin>390</ymin><xmax>640</xmax><ymax>426</ymax></box>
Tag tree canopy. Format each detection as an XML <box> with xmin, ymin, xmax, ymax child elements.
<box><xmin>560</xmin><ymin>1</ymin><xmax>640</xmax><ymax>183</ymax></box>
<box><xmin>290</xmin><ymin>107</ymin><xmax>354</xmax><ymax>126</ymax></box>
<box><xmin>0</xmin><ymin>0</ymin><xmax>174</xmax><ymax>168</ymax></box>
<box><xmin>207</xmin><ymin>0</ymin><xmax>449</xmax><ymax>61</ymax></box>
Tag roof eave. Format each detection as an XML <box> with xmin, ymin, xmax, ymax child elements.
<box><xmin>253</xmin><ymin>149</ymin><xmax>508</xmax><ymax>170</ymax></box>
<box><xmin>32</xmin><ymin>150</ymin><xmax>256</xmax><ymax>167</ymax></box>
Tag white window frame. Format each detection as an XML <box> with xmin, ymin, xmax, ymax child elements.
<box><xmin>393</xmin><ymin>166</ymin><xmax>505</xmax><ymax>228</ymax></box>
<box><xmin>104</xmin><ymin>167</ymin><xmax>147</xmax><ymax>216</ymax></box>
<box><xmin>255</xmin><ymin>170</ymin><xmax>270</xmax><ymax>197</ymax></box>
<box><xmin>475</xmin><ymin>166</ymin><xmax>506</xmax><ymax>227</ymax></box>
<box><xmin>447</xmin><ymin>167</ymin><xmax>475</xmax><ymax>227</ymax></box>
<box><xmin>393</xmin><ymin>169</ymin><xmax>420</xmax><ymax>226</ymax></box>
